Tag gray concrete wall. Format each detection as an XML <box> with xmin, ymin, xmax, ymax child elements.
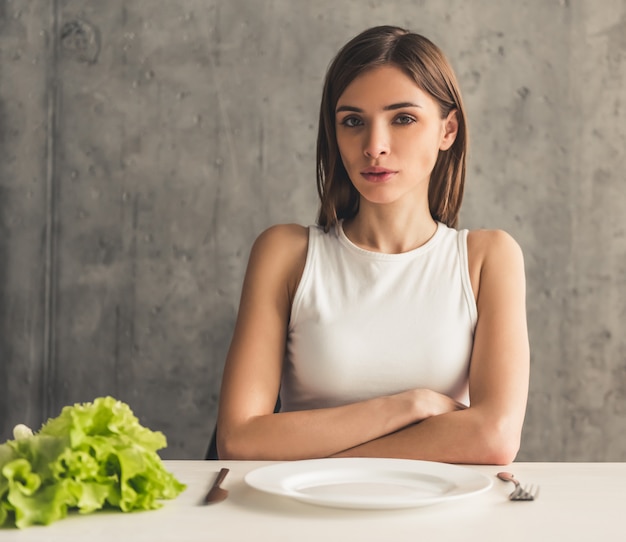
<box><xmin>1</xmin><ymin>0</ymin><xmax>624</xmax><ymax>460</ymax></box>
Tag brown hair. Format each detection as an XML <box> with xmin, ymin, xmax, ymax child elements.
<box><xmin>316</xmin><ymin>25</ymin><xmax>468</xmax><ymax>230</ymax></box>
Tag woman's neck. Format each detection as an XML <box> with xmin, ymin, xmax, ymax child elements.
<box><xmin>342</xmin><ymin>203</ymin><xmax>438</xmax><ymax>254</ymax></box>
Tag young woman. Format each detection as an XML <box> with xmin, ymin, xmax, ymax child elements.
<box><xmin>215</xmin><ymin>25</ymin><xmax>529</xmax><ymax>464</ymax></box>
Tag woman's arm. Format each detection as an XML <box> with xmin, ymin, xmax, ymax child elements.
<box><xmin>333</xmin><ymin>229</ymin><xmax>530</xmax><ymax>464</ymax></box>
<box><xmin>216</xmin><ymin>225</ymin><xmax>462</xmax><ymax>460</ymax></box>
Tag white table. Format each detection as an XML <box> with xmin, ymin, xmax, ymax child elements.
<box><xmin>2</xmin><ymin>461</ymin><xmax>623</xmax><ymax>541</ymax></box>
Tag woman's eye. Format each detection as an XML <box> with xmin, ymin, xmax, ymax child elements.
<box><xmin>394</xmin><ymin>115</ymin><xmax>416</xmax><ymax>125</ymax></box>
<box><xmin>340</xmin><ymin>116</ymin><xmax>363</xmax><ymax>128</ymax></box>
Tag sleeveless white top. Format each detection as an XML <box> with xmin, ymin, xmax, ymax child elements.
<box><xmin>280</xmin><ymin>221</ymin><xmax>478</xmax><ymax>411</ymax></box>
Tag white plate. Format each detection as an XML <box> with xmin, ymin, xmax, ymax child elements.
<box><xmin>245</xmin><ymin>458</ymin><xmax>492</xmax><ymax>509</ymax></box>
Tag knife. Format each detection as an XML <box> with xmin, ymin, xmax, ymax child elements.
<box><xmin>203</xmin><ymin>467</ymin><xmax>230</xmax><ymax>505</ymax></box>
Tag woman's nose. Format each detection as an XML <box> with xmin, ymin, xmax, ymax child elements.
<box><xmin>363</xmin><ymin>124</ymin><xmax>390</xmax><ymax>158</ymax></box>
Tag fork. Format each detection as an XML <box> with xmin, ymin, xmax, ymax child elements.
<box><xmin>496</xmin><ymin>472</ymin><xmax>539</xmax><ymax>501</ymax></box>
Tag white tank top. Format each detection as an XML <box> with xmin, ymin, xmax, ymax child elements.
<box><xmin>280</xmin><ymin>221</ymin><xmax>478</xmax><ymax>411</ymax></box>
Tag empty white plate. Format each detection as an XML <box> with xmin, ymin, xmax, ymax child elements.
<box><xmin>245</xmin><ymin>458</ymin><xmax>492</xmax><ymax>509</ymax></box>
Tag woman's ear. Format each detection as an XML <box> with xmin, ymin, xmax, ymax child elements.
<box><xmin>439</xmin><ymin>109</ymin><xmax>459</xmax><ymax>151</ymax></box>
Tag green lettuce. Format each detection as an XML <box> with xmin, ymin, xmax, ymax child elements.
<box><xmin>0</xmin><ymin>396</ymin><xmax>185</xmax><ymax>529</ymax></box>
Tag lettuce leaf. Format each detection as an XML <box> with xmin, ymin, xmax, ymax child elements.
<box><xmin>0</xmin><ymin>397</ymin><xmax>185</xmax><ymax>529</ymax></box>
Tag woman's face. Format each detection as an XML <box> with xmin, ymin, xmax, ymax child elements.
<box><xmin>335</xmin><ymin>64</ymin><xmax>457</xmax><ymax>208</ymax></box>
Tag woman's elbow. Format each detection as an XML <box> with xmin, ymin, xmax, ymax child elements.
<box><xmin>216</xmin><ymin>431</ymin><xmax>250</xmax><ymax>460</ymax></box>
<box><xmin>484</xmin><ymin>440</ymin><xmax>520</xmax><ymax>466</ymax></box>
<box><xmin>217</xmin><ymin>424</ymin><xmax>274</xmax><ymax>460</ymax></box>
<box><xmin>479</xmin><ymin>418</ymin><xmax>522</xmax><ymax>465</ymax></box>
<box><xmin>215</xmin><ymin>422</ymin><xmax>247</xmax><ymax>460</ymax></box>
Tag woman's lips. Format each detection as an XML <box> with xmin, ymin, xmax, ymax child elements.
<box><xmin>360</xmin><ymin>167</ymin><xmax>397</xmax><ymax>183</ymax></box>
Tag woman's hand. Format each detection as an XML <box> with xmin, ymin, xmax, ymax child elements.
<box><xmin>403</xmin><ymin>388</ymin><xmax>467</xmax><ymax>422</ymax></box>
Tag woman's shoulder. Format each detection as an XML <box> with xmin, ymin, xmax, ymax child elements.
<box><xmin>248</xmin><ymin>224</ymin><xmax>310</xmax><ymax>289</ymax></box>
<box><xmin>466</xmin><ymin>229</ymin><xmax>525</xmax><ymax>298</ymax></box>
<box><xmin>466</xmin><ymin>228</ymin><xmax>523</xmax><ymax>262</ymax></box>
<box><xmin>252</xmin><ymin>223</ymin><xmax>309</xmax><ymax>253</ymax></box>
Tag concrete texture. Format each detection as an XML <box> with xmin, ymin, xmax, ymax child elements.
<box><xmin>1</xmin><ymin>0</ymin><xmax>625</xmax><ymax>460</ymax></box>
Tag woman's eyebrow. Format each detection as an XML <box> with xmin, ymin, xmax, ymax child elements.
<box><xmin>336</xmin><ymin>105</ymin><xmax>363</xmax><ymax>113</ymax></box>
<box><xmin>384</xmin><ymin>102</ymin><xmax>422</xmax><ymax>110</ymax></box>
<box><xmin>335</xmin><ymin>102</ymin><xmax>422</xmax><ymax>113</ymax></box>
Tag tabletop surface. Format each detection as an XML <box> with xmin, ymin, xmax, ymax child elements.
<box><xmin>2</xmin><ymin>460</ymin><xmax>623</xmax><ymax>541</ymax></box>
